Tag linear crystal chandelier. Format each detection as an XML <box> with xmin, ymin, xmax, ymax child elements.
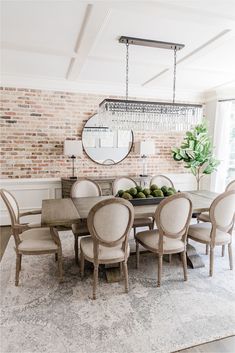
<box><xmin>98</xmin><ymin>36</ymin><xmax>202</xmax><ymax>131</ymax></box>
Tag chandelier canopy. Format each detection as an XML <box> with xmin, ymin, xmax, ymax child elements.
<box><xmin>98</xmin><ymin>36</ymin><xmax>202</xmax><ymax>132</ymax></box>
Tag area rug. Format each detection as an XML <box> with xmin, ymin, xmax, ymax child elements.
<box><xmin>1</xmin><ymin>230</ymin><xmax>235</xmax><ymax>353</ymax></box>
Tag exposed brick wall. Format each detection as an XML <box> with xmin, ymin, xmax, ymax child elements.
<box><xmin>0</xmin><ymin>87</ymin><xmax>187</xmax><ymax>179</ymax></box>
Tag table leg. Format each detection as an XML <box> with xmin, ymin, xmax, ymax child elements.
<box><xmin>186</xmin><ymin>243</ymin><xmax>205</xmax><ymax>268</ymax></box>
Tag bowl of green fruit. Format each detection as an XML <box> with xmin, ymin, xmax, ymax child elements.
<box><xmin>117</xmin><ymin>184</ymin><xmax>177</xmax><ymax>205</ymax></box>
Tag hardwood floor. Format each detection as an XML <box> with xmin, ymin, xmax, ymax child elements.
<box><xmin>0</xmin><ymin>226</ymin><xmax>234</xmax><ymax>353</ymax></box>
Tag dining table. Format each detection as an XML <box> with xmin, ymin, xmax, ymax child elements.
<box><xmin>41</xmin><ymin>190</ymin><xmax>218</xmax><ymax>271</ymax></box>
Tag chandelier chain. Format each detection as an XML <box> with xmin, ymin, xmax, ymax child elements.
<box><xmin>173</xmin><ymin>46</ymin><xmax>177</xmax><ymax>104</ymax></box>
<box><xmin>126</xmin><ymin>41</ymin><xmax>129</xmax><ymax>101</ymax></box>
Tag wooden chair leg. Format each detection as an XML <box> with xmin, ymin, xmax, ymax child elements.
<box><xmin>222</xmin><ymin>245</ymin><xmax>225</xmax><ymax>257</ymax></box>
<box><xmin>57</xmin><ymin>250</ymin><xmax>63</xmax><ymax>282</ymax></box>
<box><xmin>55</xmin><ymin>253</ymin><xmax>58</xmax><ymax>262</ymax></box>
<box><xmin>119</xmin><ymin>262</ymin><xmax>123</xmax><ymax>278</ymax></box>
<box><xmin>19</xmin><ymin>254</ymin><xmax>22</xmax><ymax>271</ymax></box>
<box><xmin>15</xmin><ymin>254</ymin><xmax>21</xmax><ymax>286</ymax></box>
<box><xmin>93</xmin><ymin>264</ymin><xmax>99</xmax><ymax>300</ymax></box>
<box><xmin>136</xmin><ymin>240</ymin><xmax>140</xmax><ymax>269</ymax></box>
<box><xmin>80</xmin><ymin>250</ymin><xmax>85</xmax><ymax>278</ymax></box>
<box><xmin>181</xmin><ymin>251</ymin><xmax>188</xmax><ymax>281</ymax></box>
<box><xmin>158</xmin><ymin>255</ymin><xmax>163</xmax><ymax>287</ymax></box>
<box><xmin>228</xmin><ymin>243</ymin><xmax>233</xmax><ymax>270</ymax></box>
<box><xmin>209</xmin><ymin>246</ymin><xmax>214</xmax><ymax>277</ymax></box>
<box><xmin>74</xmin><ymin>234</ymin><xmax>79</xmax><ymax>265</ymax></box>
<box><xmin>123</xmin><ymin>262</ymin><xmax>129</xmax><ymax>293</ymax></box>
<box><xmin>206</xmin><ymin>244</ymin><xmax>209</xmax><ymax>255</ymax></box>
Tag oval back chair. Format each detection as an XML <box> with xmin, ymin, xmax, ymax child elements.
<box><xmin>70</xmin><ymin>178</ymin><xmax>102</xmax><ymax>264</ymax></box>
<box><xmin>0</xmin><ymin>189</ymin><xmax>62</xmax><ymax>286</ymax></box>
<box><xmin>150</xmin><ymin>175</ymin><xmax>174</xmax><ymax>188</ymax></box>
<box><xmin>80</xmin><ymin>198</ymin><xmax>134</xmax><ymax>299</ymax></box>
<box><xmin>189</xmin><ymin>190</ymin><xmax>235</xmax><ymax>276</ymax></box>
<box><xmin>135</xmin><ymin>192</ymin><xmax>192</xmax><ymax>286</ymax></box>
<box><xmin>71</xmin><ymin>179</ymin><xmax>102</xmax><ymax>198</ymax></box>
<box><xmin>112</xmin><ymin>177</ymin><xmax>137</xmax><ymax>196</ymax></box>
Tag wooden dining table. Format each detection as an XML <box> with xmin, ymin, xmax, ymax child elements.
<box><xmin>41</xmin><ymin>190</ymin><xmax>218</xmax><ymax>269</ymax></box>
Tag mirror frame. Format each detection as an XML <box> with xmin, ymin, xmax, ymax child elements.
<box><xmin>82</xmin><ymin>114</ymin><xmax>134</xmax><ymax>165</ymax></box>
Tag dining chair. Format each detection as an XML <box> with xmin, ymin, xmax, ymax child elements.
<box><xmin>150</xmin><ymin>174</ymin><xmax>174</xmax><ymax>188</ymax></box>
<box><xmin>197</xmin><ymin>180</ymin><xmax>235</xmax><ymax>256</ymax></box>
<box><xmin>71</xmin><ymin>178</ymin><xmax>102</xmax><ymax>264</ymax></box>
<box><xmin>80</xmin><ymin>198</ymin><xmax>134</xmax><ymax>299</ymax></box>
<box><xmin>112</xmin><ymin>176</ymin><xmax>154</xmax><ymax>235</ymax></box>
<box><xmin>188</xmin><ymin>190</ymin><xmax>235</xmax><ymax>276</ymax></box>
<box><xmin>0</xmin><ymin>188</ymin><xmax>42</xmax><ymax>228</ymax></box>
<box><xmin>0</xmin><ymin>189</ymin><xmax>63</xmax><ymax>285</ymax></box>
<box><xmin>135</xmin><ymin>193</ymin><xmax>192</xmax><ymax>286</ymax></box>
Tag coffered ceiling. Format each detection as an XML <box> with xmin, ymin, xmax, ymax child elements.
<box><xmin>1</xmin><ymin>0</ymin><xmax>235</xmax><ymax>101</ymax></box>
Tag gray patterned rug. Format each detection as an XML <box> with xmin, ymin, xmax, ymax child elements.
<box><xmin>1</xmin><ymin>230</ymin><xmax>235</xmax><ymax>353</ymax></box>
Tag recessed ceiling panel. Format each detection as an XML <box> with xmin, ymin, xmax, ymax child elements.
<box><xmin>1</xmin><ymin>1</ymin><xmax>87</xmax><ymax>53</ymax></box>
<box><xmin>1</xmin><ymin>49</ymin><xmax>70</xmax><ymax>78</ymax></box>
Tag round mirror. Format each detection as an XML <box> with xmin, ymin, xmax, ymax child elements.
<box><xmin>82</xmin><ymin>114</ymin><xmax>133</xmax><ymax>165</ymax></box>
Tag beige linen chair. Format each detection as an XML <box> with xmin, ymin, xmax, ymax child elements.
<box><xmin>71</xmin><ymin>179</ymin><xmax>102</xmax><ymax>264</ymax></box>
<box><xmin>197</xmin><ymin>180</ymin><xmax>235</xmax><ymax>256</ymax></box>
<box><xmin>150</xmin><ymin>174</ymin><xmax>174</xmax><ymax>188</ymax></box>
<box><xmin>198</xmin><ymin>180</ymin><xmax>235</xmax><ymax>223</ymax></box>
<box><xmin>135</xmin><ymin>193</ymin><xmax>192</xmax><ymax>286</ymax></box>
<box><xmin>80</xmin><ymin>198</ymin><xmax>134</xmax><ymax>299</ymax></box>
<box><xmin>0</xmin><ymin>189</ymin><xmax>63</xmax><ymax>285</ymax></box>
<box><xmin>188</xmin><ymin>190</ymin><xmax>235</xmax><ymax>276</ymax></box>
<box><xmin>0</xmin><ymin>188</ymin><xmax>42</xmax><ymax>228</ymax></box>
<box><xmin>112</xmin><ymin>176</ymin><xmax>153</xmax><ymax>235</ymax></box>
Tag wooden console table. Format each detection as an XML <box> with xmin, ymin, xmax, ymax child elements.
<box><xmin>61</xmin><ymin>176</ymin><xmax>145</xmax><ymax>198</ymax></box>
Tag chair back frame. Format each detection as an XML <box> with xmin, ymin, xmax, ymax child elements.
<box><xmin>87</xmin><ymin>198</ymin><xmax>134</xmax><ymax>263</ymax></box>
<box><xmin>70</xmin><ymin>178</ymin><xmax>102</xmax><ymax>198</ymax></box>
<box><xmin>209</xmin><ymin>190</ymin><xmax>235</xmax><ymax>246</ymax></box>
<box><xmin>155</xmin><ymin>192</ymin><xmax>193</xmax><ymax>254</ymax></box>
<box><xmin>226</xmin><ymin>180</ymin><xmax>235</xmax><ymax>192</ymax></box>
<box><xmin>150</xmin><ymin>174</ymin><xmax>174</xmax><ymax>188</ymax></box>
<box><xmin>112</xmin><ymin>177</ymin><xmax>137</xmax><ymax>196</ymax></box>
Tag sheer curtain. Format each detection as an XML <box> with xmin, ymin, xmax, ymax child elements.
<box><xmin>211</xmin><ymin>100</ymin><xmax>232</xmax><ymax>192</ymax></box>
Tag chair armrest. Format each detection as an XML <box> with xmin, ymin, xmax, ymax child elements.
<box><xmin>20</xmin><ymin>209</ymin><xmax>42</xmax><ymax>217</ymax></box>
<box><xmin>12</xmin><ymin>223</ymin><xmax>30</xmax><ymax>232</ymax></box>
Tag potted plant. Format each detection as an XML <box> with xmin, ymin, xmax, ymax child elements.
<box><xmin>171</xmin><ymin>121</ymin><xmax>220</xmax><ymax>190</ymax></box>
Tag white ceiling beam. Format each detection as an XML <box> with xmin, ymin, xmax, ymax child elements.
<box><xmin>66</xmin><ymin>3</ymin><xmax>111</xmax><ymax>80</ymax></box>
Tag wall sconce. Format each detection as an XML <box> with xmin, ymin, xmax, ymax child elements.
<box><xmin>64</xmin><ymin>140</ymin><xmax>83</xmax><ymax>179</ymax></box>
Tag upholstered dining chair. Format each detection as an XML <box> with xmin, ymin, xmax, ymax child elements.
<box><xmin>188</xmin><ymin>190</ymin><xmax>235</xmax><ymax>276</ymax></box>
<box><xmin>135</xmin><ymin>193</ymin><xmax>192</xmax><ymax>287</ymax></box>
<box><xmin>0</xmin><ymin>189</ymin><xmax>63</xmax><ymax>285</ymax></box>
<box><xmin>197</xmin><ymin>179</ymin><xmax>235</xmax><ymax>256</ymax></box>
<box><xmin>71</xmin><ymin>179</ymin><xmax>102</xmax><ymax>264</ymax></box>
<box><xmin>150</xmin><ymin>174</ymin><xmax>174</xmax><ymax>188</ymax></box>
<box><xmin>80</xmin><ymin>198</ymin><xmax>134</xmax><ymax>299</ymax></box>
<box><xmin>112</xmin><ymin>176</ymin><xmax>154</xmax><ymax>235</ymax></box>
<box><xmin>0</xmin><ymin>188</ymin><xmax>42</xmax><ymax>228</ymax></box>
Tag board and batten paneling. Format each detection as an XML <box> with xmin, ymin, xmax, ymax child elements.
<box><xmin>0</xmin><ymin>174</ymin><xmax>197</xmax><ymax>226</ymax></box>
<box><xmin>0</xmin><ymin>178</ymin><xmax>62</xmax><ymax>225</ymax></box>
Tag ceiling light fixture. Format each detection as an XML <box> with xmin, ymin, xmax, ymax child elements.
<box><xmin>99</xmin><ymin>36</ymin><xmax>203</xmax><ymax>131</ymax></box>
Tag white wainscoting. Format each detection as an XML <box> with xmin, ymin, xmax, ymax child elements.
<box><xmin>0</xmin><ymin>173</ymin><xmax>199</xmax><ymax>226</ymax></box>
<box><xmin>0</xmin><ymin>178</ymin><xmax>62</xmax><ymax>225</ymax></box>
